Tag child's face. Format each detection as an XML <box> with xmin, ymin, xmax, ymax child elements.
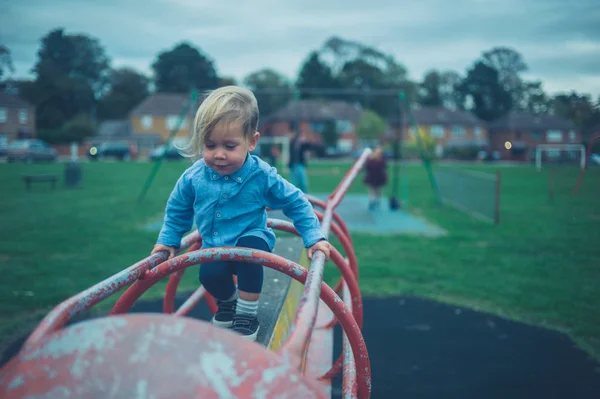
<box><xmin>203</xmin><ymin>121</ymin><xmax>258</xmax><ymax>175</ymax></box>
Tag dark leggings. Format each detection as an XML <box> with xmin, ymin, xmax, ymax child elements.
<box><xmin>199</xmin><ymin>235</ymin><xmax>269</xmax><ymax>300</ymax></box>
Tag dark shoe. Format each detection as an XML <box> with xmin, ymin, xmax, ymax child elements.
<box><xmin>232</xmin><ymin>313</ymin><xmax>260</xmax><ymax>341</ymax></box>
<box><xmin>212</xmin><ymin>299</ymin><xmax>236</xmax><ymax>328</ymax></box>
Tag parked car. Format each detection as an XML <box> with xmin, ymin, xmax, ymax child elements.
<box><xmin>7</xmin><ymin>139</ymin><xmax>57</xmax><ymax>163</ymax></box>
<box><xmin>149</xmin><ymin>144</ymin><xmax>185</xmax><ymax>161</ymax></box>
<box><xmin>88</xmin><ymin>142</ymin><xmax>132</xmax><ymax>161</ymax></box>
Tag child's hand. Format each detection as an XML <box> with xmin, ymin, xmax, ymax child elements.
<box><xmin>151</xmin><ymin>244</ymin><xmax>176</xmax><ymax>259</ymax></box>
<box><xmin>308</xmin><ymin>240</ymin><xmax>331</xmax><ymax>261</ymax></box>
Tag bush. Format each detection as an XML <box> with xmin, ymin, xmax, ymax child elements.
<box><xmin>36</xmin><ymin>114</ymin><xmax>95</xmax><ymax>144</ymax></box>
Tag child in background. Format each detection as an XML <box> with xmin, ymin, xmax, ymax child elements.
<box><xmin>363</xmin><ymin>146</ymin><xmax>388</xmax><ymax>210</ymax></box>
<box><xmin>151</xmin><ymin>86</ymin><xmax>331</xmax><ymax>341</ymax></box>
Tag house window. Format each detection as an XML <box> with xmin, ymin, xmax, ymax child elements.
<box><xmin>546</xmin><ymin>130</ymin><xmax>562</xmax><ymax>142</ymax></box>
<box><xmin>430</xmin><ymin>125</ymin><xmax>444</xmax><ymax>138</ymax></box>
<box><xmin>474</xmin><ymin>127</ymin><xmax>483</xmax><ymax>137</ymax></box>
<box><xmin>141</xmin><ymin>115</ymin><xmax>153</xmax><ymax>129</ymax></box>
<box><xmin>0</xmin><ymin>108</ymin><xmax>6</xmax><ymax>123</ymax></box>
<box><xmin>568</xmin><ymin>130</ymin><xmax>576</xmax><ymax>142</ymax></box>
<box><xmin>19</xmin><ymin>109</ymin><xmax>28</xmax><ymax>124</ymax></box>
<box><xmin>335</xmin><ymin>120</ymin><xmax>352</xmax><ymax>134</ymax></box>
<box><xmin>451</xmin><ymin>126</ymin><xmax>465</xmax><ymax>137</ymax></box>
<box><xmin>168</xmin><ymin>115</ymin><xmax>187</xmax><ymax>130</ymax></box>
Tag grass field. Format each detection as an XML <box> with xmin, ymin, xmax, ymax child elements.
<box><xmin>1</xmin><ymin>159</ymin><xmax>599</xmax><ymax>361</ymax></box>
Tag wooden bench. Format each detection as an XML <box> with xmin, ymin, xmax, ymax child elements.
<box><xmin>23</xmin><ymin>174</ymin><xmax>58</xmax><ymax>191</ymax></box>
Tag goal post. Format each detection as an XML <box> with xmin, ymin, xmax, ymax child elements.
<box><xmin>535</xmin><ymin>144</ymin><xmax>586</xmax><ymax>171</ymax></box>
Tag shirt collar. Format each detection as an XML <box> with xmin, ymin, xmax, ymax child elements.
<box><xmin>206</xmin><ymin>153</ymin><xmax>254</xmax><ymax>183</ymax></box>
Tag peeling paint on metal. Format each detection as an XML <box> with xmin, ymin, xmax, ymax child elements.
<box><xmin>7</xmin><ymin>374</ymin><xmax>24</xmax><ymax>390</ymax></box>
<box><xmin>23</xmin><ymin>318</ymin><xmax>127</xmax><ymax>362</ymax></box>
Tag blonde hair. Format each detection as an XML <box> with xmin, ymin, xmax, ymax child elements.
<box><xmin>179</xmin><ymin>86</ymin><xmax>259</xmax><ymax>159</ymax></box>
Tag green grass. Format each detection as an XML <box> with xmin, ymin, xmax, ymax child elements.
<box><xmin>0</xmin><ymin>159</ymin><xmax>599</xmax><ymax>362</ymax></box>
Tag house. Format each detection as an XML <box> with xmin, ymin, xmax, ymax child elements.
<box><xmin>128</xmin><ymin>93</ymin><xmax>197</xmax><ymax>155</ymax></box>
<box><xmin>0</xmin><ymin>91</ymin><xmax>36</xmax><ymax>150</ymax></box>
<box><xmin>258</xmin><ymin>99</ymin><xmax>363</xmax><ymax>154</ymax></box>
<box><xmin>388</xmin><ymin>106</ymin><xmax>488</xmax><ymax>158</ymax></box>
<box><xmin>488</xmin><ymin>112</ymin><xmax>580</xmax><ymax>161</ymax></box>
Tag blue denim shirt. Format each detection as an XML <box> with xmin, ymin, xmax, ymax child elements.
<box><xmin>156</xmin><ymin>154</ymin><xmax>326</xmax><ymax>251</ymax></box>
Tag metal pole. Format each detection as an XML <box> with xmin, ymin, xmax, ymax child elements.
<box><xmin>389</xmin><ymin>92</ymin><xmax>402</xmax><ymax>210</ymax></box>
<box><xmin>137</xmin><ymin>89</ymin><xmax>198</xmax><ymax>204</ymax></box>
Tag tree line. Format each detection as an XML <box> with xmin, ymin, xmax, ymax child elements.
<box><xmin>0</xmin><ymin>28</ymin><xmax>599</xmax><ymax>144</ymax></box>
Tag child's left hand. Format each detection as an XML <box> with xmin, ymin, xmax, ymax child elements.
<box><xmin>308</xmin><ymin>240</ymin><xmax>332</xmax><ymax>261</ymax></box>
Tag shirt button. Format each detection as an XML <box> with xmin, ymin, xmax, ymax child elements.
<box><xmin>216</xmin><ymin>213</ymin><xmax>221</xmax><ymax>218</ymax></box>
<box><xmin>237</xmin><ymin>177</ymin><xmax>242</xmax><ymax>182</ymax></box>
<box><xmin>222</xmin><ymin>194</ymin><xmax>227</xmax><ymax>199</ymax></box>
<box><xmin>224</xmin><ymin>176</ymin><xmax>229</xmax><ymax>180</ymax></box>
<box><xmin>213</xmin><ymin>231</ymin><xmax>218</xmax><ymax>236</ymax></box>
<box><xmin>212</xmin><ymin>174</ymin><xmax>216</xmax><ymax>179</ymax></box>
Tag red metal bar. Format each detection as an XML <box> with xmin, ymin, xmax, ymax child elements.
<box><xmin>495</xmin><ymin>170</ymin><xmax>501</xmax><ymax>225</ymax></box>
<box><xmin>136</xmin><ymin>247</ymin><xmax>372</xmax><ymax>399</ymax></box>
<box><xmin>280</xmin><ymin>149</ymin><xmax>371</xmax><ymax>373</ymax></box>
<box><xmin>342</xmin><ymin>280</ymin><xmax>359</xmax><ymax>398</ymax></box>
<box><xmin>266</xmin><ymin>218</ymin><xmax>363</xmax><ymax>334</ymax></box>
<box><xmin>1</xmin><ymin>313</ymin><xmax>329</xmax><ymax>399</ymax></box>
<box><xmin>174</xmin><ymin>286</ymin><xmax>207</xmax><ymax>316</ymax></box>
<box><xmin>24</xmin><ymin>252</ymin><xmax>169</xmax><ymax>347</ymax></box>
<box><xmin>305</xmin><ymin>194</ymin><xmax>353</xmax><ymax>246</ymax></box>
<box><xmin>163</xmin><ymin>241</ymin><xmax>202</xmax><ymax>313</ymax></box>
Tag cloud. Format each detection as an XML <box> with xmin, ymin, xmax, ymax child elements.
<box><xmin>1</xmin><ymin>0</ymin><xmax>599</xmax><ymax>98</ymax></box>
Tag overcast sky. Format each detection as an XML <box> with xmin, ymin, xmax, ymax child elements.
<box><xmin>2</xmin><ymin>0</ymin><xmax>599</xmax><ymax>99</ymax></box>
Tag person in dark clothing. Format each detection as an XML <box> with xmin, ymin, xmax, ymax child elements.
<box><xmin>363</xmin><ymin>146</ymin><xmax>388</xmax><ymax>210</ymax></box>
<box><xmin>288</xmin><ymin>130</ymin><xmax>312</xmax><ymax>193</ymax></box>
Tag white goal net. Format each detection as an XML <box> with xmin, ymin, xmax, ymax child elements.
<box><xmin>535</xmin><ymin>144</ymin><xmax>586</xmax><ymax>171</ymax></box>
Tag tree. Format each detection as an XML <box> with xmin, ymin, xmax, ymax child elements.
<box><xmin>458</xmin><ymin>61</ymin><xmax>512</xmax><ymax>122</ymax></box>
<box><xmin>0</xmin><ymin>45</ymin><xmax>15</xmax><ymax>87</ymax></box>
<box><xmin>551</xmin><ymin>92</ymin><xmax>600</xmax><ymax>133</ymax></box>
<box><xmin>21</xmin><ymin>28</ymin><xmax>110</xmax><ymax>130</ymax></box>
<box><xmin>481</xmin><ymin>47</ymin><xmax>529</xmax><ymax>112</ymax></box>
<box><xmin>97</xmin><ymin>67</ymin><xmax>150</xmax><ymax>120</ymax></box>
<box><xmin>243</xmin><ymin>68</ymin><xmax>292</xmax><ymax>116</ymax></box>
<box><xmin>316</xmin><ymin>36</ymin><xmax>416</xmax><ymax>118</ymax></box>
<box><xmin>419</xmin><ymin>71</ymin><xmax>442</xmax><ymax>107</ymax></box>
<box><xmin>152</xmin><ymin>42</ymin><xmax>218</xmax><ymax>93</ymax></box>
<box><xmin>356</xmin><ymin>110</ymin><xmax>387</xmax><ymax>142</ymax></box>
<box><xmin>296</xmin><ymin>51</ymin><xmax>339</xmax><ymax>98</ymax></box>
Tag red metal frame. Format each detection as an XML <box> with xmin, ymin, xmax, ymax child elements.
<box><xmin>0</xmin><ymin>149</ymin><xmax>373</xmax><ymax>398</ymax></box>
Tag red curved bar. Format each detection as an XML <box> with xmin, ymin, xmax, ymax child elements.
<box><xmin>305</xmin><ymin>194</ymin><xmax>353</xmax><ymax>246</ymax></box>
<box><xmin>24</xmin><ymin>252</ymin><xmax>169</xmax><ymax>347</ymax></box>
<box><xmin>139</xmin><ymin>247</ymin><xmax>371</xmax><ymax>399</ymax></box>
<box><xmin>163</xmin><ymin>241</ymin><xmax>201</xmax><ymax>313</ymax></box>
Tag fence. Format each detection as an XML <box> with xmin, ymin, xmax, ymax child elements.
<box><xmin>0</xmin><ymin>150</ymin><xmax>373</xmax><ymax>399</ymax></box>
<box><xmin>434</xmin><ymin>167</ymin><xmax>501</xmax><ymax>224</ymax></box>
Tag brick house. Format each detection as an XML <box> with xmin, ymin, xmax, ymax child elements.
<box><xmin>488</xmin><ymin>112</ymin><xmax>580</xmax><ymax>161</ymax></box>
<box><xmin>128</xmin><ymin>93</ymin><xmax>197</xmax><ymax>155</ymax></box>
<box><xmin>388</xmin><ymin>106</ymin><xmax>488</xmax><ymax>158</ymax></box>
<box><xmin>258</xmin><ymin>99</ymin><xmax>363</xmax><ymax>154</ymax></box>
<box><xmin>0</xmin><ymin>91</ymin><xmax>36</xmax><ymax>150</ymax></box>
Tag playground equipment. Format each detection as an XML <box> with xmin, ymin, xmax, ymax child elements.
<box><xmin>0</xmin><ymin>150</ymin><xmax>373</xmax><ymax>398</ymax></box>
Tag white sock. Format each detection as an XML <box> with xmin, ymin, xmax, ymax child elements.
<box><xmin>236</xmin><ymin>298</ymin><xmax>258</xmax><ymax>316</ymax></box>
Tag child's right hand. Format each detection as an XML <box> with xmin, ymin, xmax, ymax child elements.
<box><xmin>151</xmin><ymin>244</ymin><xmax>176</xmax><ymax>259</ymax></box>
